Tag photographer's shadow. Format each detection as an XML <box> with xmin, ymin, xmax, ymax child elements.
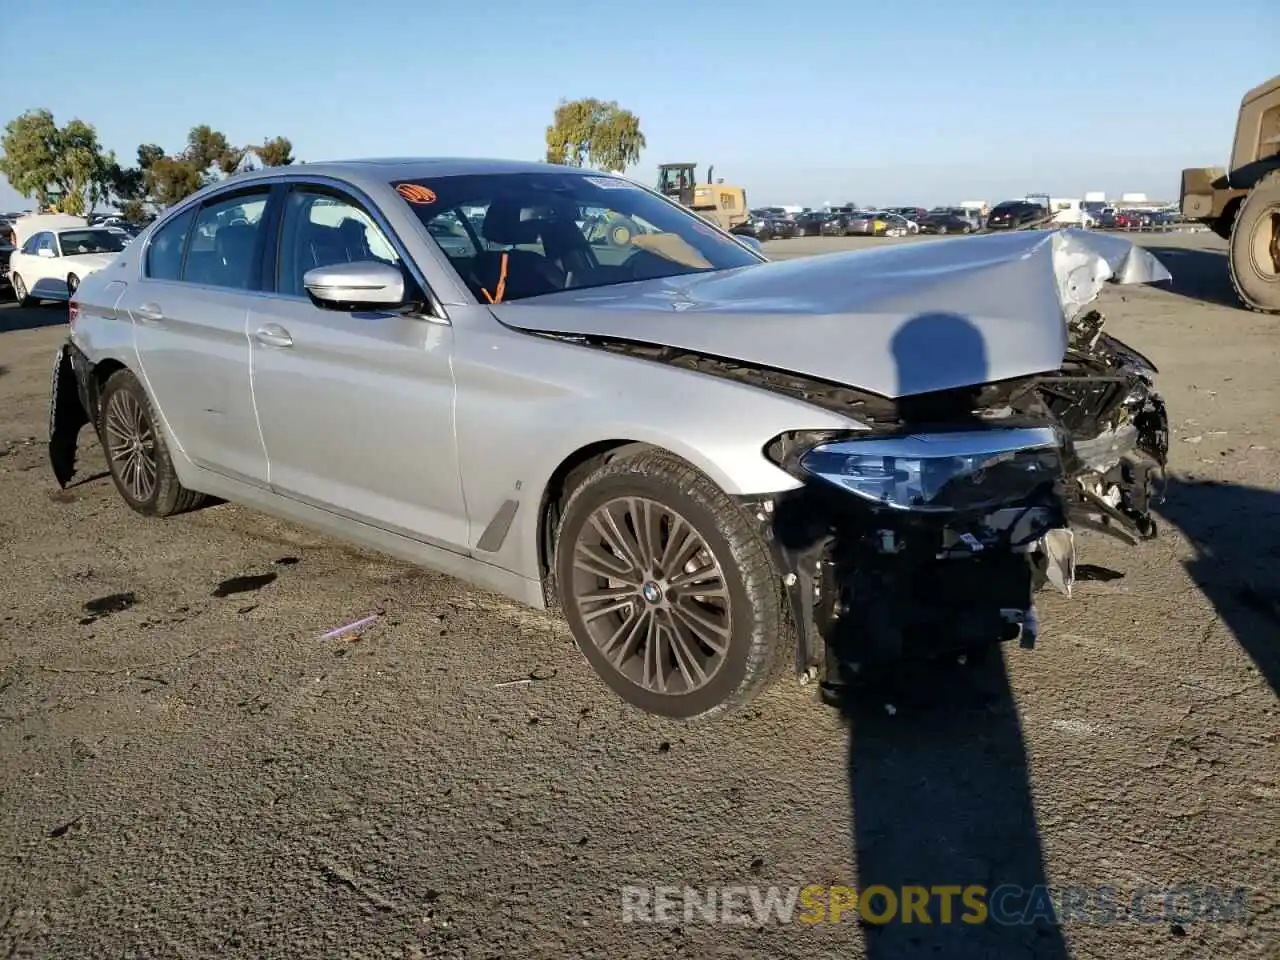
<box><xmin>1158</xmin><ymin>477</ymin><xmax>1280</xmax><ymax>697</ymax></box>
<box><xmin>838</xmin><ymin>312</ymin><xmax>1068</xmax><ymax>958</ymax></box>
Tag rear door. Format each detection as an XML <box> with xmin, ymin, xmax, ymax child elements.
<box><xmin>247</xmin><ymin>181</ymin><xmax>467</xmax><ymax>550</ymax></box>
<box><xmin>124</xmin><ymin>185</ymin><xmax>275</xmax><ymax>485</ymax></box>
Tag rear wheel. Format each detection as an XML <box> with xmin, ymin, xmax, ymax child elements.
<box><xmin>554</xmin><ymin>449</ymin><xmax>789</xmax><ymax>719</ymax></box>
<box><xmin>12</xmin><ymin>272</ymin><xmax>35</xmax><ymax>307</ymax></box>
<box><xmin>98</xmin><ymin>368</ymin><xmax>207</xmax><ymax>517</ymax></box>
<box><xmin>1228</xmin><ymin>173</ymin><xmax>1280</xmax><ymax>313</ymax></box>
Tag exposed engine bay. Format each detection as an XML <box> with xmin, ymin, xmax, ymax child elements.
<box><xmin>535</xmin><ymin>304</ymin><xmax>1168</xmax><ymax>685</ymax></box>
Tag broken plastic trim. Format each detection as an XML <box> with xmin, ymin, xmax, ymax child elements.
<box><xmin>738</xmin><ymin>457</ymin><xmax>1071</xmax><ymax>684</ymax></box>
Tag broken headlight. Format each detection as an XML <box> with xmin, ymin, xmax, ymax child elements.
<box><xmin>798</xmin><ymin>427</ymin><xmax>1062</xmax><ymax>512</ymax></box>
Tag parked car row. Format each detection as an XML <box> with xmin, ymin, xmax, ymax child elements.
<box><xmin>734</xmin><ymin>208</ymin><xmax>929</xmax><ymax>240</ymax></box>
<box><xmin>734</xmin><ymin>205</ymin><xmax>991</xmax><ymax>240</ymax></box>
<box><xmin>1095</xmin><ymin>208</ymin><xmax>1191</xmax><ymax>231</ymax></box>
<box><xmin>729</xmin><ymin>199</ymin><xmax>1201</xmax><ymax>240</ymax></box>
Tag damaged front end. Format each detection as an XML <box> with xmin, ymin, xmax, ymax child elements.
<box><xmin>1050</xmin><ymin>309</ymin><xmax>1168</xmax><ymax>545</ymax></box>
<box><xmin>753</xmin><ymin>311</ymin><xmax>1167</xmax><ymax>684</ymax></box>
<box><xmin>503</xmin><ymin>229</ymin><xmax>1171</xmax><ymax>686</ymax></box>
<box><xmin>752</xmin><ymin>424</ymin><xmax>1074</xmax><ymax>686</ymax></box>
<box><xmin>583</xmin><ymin>311</ymin><xmax>1168</xmax><ymax>686</ymax></box>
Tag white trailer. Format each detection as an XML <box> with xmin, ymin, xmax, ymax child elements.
<box><xmin>1025</xmin><ymin>196</ymin><xmax>1095</xmax><ymax>228</ymax></box>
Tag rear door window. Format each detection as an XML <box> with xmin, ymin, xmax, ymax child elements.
<box><xmin>146</xmin><ymin>208</ymin><xmax>196</xmax><ymax>281</ymax></box>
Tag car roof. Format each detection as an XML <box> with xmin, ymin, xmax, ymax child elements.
<box><xmin>11</xmin><ymin>213</ymin><xmax>91</xmax><ymax>248</ymax></box>
<box><xmin>223</xmin><ymin>157</ymin><xmax>599</xmax><ymax>190</ymax></box>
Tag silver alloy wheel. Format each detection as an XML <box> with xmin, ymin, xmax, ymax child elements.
<box><xmin>569</xmin><ymin>496</ymin><xmax>731</xmax><ymax>695</ymax></box>
<box><xmin>67</xmin><ymin>274</ymin><xmax>79</xmax><ymax>294</ymax></box>
<box><xmin>12</xmin><ymin>274</ymin><xmax>27</xmax><ymax>300</ymax></box>
<box><xmin>103</xmin><ymin>388</ymin><xmax>157</xmax><ymax>502</ymax></box>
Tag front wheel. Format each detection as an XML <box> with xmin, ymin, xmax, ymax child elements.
<box><xmin>66</xmin><ymin>273</ymin><xmax>80</xmax><ymax>295</ymax></box>
<box><xmin>11</xmin><ymin>272</ymin><xmax>35</xmax><ymax>307</ymax></box>
<box><xmin>553</xmin><ymin>449</ymin><xmax>789</xmax><ymax>719</ymax></box>
<box><xmin>97</xmin><ymin>368</ymin><xmax>207</xmax><ymax>517</ymax></box>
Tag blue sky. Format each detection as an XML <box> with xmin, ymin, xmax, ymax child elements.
<box><xmin>1</xmin><ymin>0</ymin><xmax>1275</xmax><ymax>210</ymax></box>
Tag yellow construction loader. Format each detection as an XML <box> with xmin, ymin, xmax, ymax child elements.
<box><xmin>656</xmin><ymin>163</ymin><xmax>749</xmax><ymax>232</ymax></box>
<box><xmin>1180</xmin><ymin>74</ymin><xmax>1280</xmax><ymax>313</ymax></box>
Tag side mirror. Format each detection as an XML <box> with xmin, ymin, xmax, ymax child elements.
<box><xmin>737</xmin><ymin>234</ymin><xmax>764</xmax><ymax>254</ymax></box>
<box><xmin>303</xmin><ymin>261</ymin><xmax>407</xmax><ymax>311</ymax></box>
<box><xmin>37</xmin><ymin>247</ymin><xmax>56</xmax><ymax>258</ymax></box>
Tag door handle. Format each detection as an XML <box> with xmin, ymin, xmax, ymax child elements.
<box><xmin>134</xmin><ymin>302</ymin><xmax>164</xmax><ymax>323</ymax></box>
<box><xmin>254</xmin><ymin>324</ymin><xmax>293</xmax><ymax>348</ymax></box>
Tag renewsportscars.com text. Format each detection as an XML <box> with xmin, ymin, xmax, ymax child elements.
<box><xmin>620</xmin><ymin>884</ymin><xmax>1249</xmax><ymax>926</ymax></box>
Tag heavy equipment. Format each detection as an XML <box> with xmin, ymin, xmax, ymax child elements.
<box><xmin>656</xmin><ymin>163</ymin><xmax>749</xmax><ymax>232</ymax></box>
<box><xmin>1180</xmin><ymin>74</ymin><xmax>1280</xmax><ymax>313</ymax></box>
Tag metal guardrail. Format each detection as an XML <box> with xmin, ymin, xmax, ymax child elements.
<box><xmin>760</xmin><ymin>216</ymin><xmax>1216</xmax><ymax>241</ymax></box>
<box><xmin>976</xmin><ymin>214</ymin><xmax>1211</xmax><ymax>236</ymax></box>
<box><xmin>1096</xmin><ymin>221</ymin><xmax>1211</xmax><ymax>234</ymax></box>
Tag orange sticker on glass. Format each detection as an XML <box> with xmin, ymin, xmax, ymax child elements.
<box><xmin>396</xmin><ymin>183</ymin><xmax>437</xmax><ymax>204</ymax></box>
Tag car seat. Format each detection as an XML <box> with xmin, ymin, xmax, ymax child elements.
<box><xmin>213</xmin><ymin>223</ymin><xmax>258</xmax><ymax>289</ymax></box>
<box><xmin>471</xmin><ymin>199</ymin><xmax>565</xmax><ymax>301</ymax></box>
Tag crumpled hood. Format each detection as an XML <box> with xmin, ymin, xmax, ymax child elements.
<box><xmin>490</xmin><ymin>229</ymin><xmax>1170</xmax><ymax>398</ymax></box>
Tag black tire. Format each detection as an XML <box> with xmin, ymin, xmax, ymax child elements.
<box><xmin>962</xmin><ymin>225</ymin><xmax>972</xmax><ymax>234</ymax></box>
<box><xmin>607</xmin><ymin>218</ymin><xmax>638</xmax><ymax>247</ymax></box>
<box><xmin>937</xmin><ymin>225</ymin><xmax>949</xmax><ymax>235</ymax></box>
<box><xmin>1228</xmin><ymin>172</ymin><xmax>1280</xmax><ymax>313</ymax></box>
<box><xmin>553</xmin><ymin>449</ymin><xmax>790</xmax><ymax>719</ymax></box>
<box><xmin>97</xmin><ymin>368</ymin><xmax>207</xmax><ymax>517</ymax></box>
<box><xmin>12</xmin><ymin>272</ymin><xmax>35</xmax><ymax>307</ymax></box>
<box><xmin>66</xmin><ymin>273</ymin><xmax>80</xmax><ymax>295</ymax></box>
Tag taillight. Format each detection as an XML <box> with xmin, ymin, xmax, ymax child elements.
<box><xmin>68</xmin><ymin>299</ymin><xmax>79</xmax><ymax>326</ymax></box>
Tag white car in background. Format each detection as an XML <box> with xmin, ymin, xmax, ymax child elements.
<box><xmin>8</xmin><ymin>215</ymin><xmax>127</xmax><ymax>305</ymax></box>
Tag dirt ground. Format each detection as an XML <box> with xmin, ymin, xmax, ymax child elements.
<box><xmin>1</xmin><ymin>231</ymin><xmax>1276</xmax><ymax>959</ymax></box>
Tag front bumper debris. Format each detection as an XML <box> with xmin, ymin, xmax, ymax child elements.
<box><xmin>743</xmin><ymin>469</ymin><xmax>1077</xmax><ymax>686</ymax></box>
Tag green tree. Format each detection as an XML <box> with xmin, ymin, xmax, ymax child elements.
<box><xmin>118</xmin><ymin>198</ymin><xmax>151</xmax><ymax>225</ymax></box>
<box><xmin>545</xmin><ymin>98</ymin><xmax>646</xmax><ymax>173</ymax></box>
<box><xmin>139</xmin><ymin>125</ymin><xmax>279</xmax><ymax>208</ymax></box>
<box><xmin>145</xmin><ymin>154</ymin><xmax>205</xmax><ymax>207</ymax></box>
<box><xmin>186</xmin><ymin>125</ymin><xmax>244</xmax><ymax>176</ymax></box>
<box><xmin>0</xmin><ymin>109</ymin><xmax>113</xmax><ymax>214</ymax></box>
<box><xmin>1</xmin><ymin>113</ymin><xmax>299</xmax><ymax>216</ymax></box>
<box><xmin>105</xmin><ymin>159</ymin><xmax>148</xmax><ymax>223</ymax></box>
<box><xmin>136</xmin><ymin>143</ymin><xmax>166</xmax><ymax>171</ymax></box>
<box><xmin>252</xmin><ymin>136</ymin><xmax>294</xmax><ymax>167</ymax></box>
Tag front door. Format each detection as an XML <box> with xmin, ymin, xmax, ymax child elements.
<box><xmin>125</xmin><ymin>188</ymin><xmax>272</xmax><ymax>485</ymax></box>
<box><xmin>248</xmin><ymin>185</ymin><xmax>468</xmax><ymax>551</ymax></box>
